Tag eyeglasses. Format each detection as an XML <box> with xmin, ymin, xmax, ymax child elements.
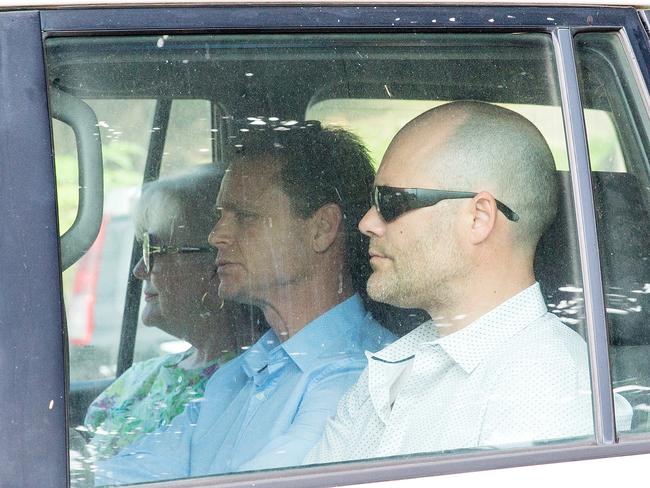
<box><xmin>141</xmin><ymin>232</ymin><xmax>214</xmax><ymax>273</ymax></box>
<box><xmin>372</xmin><ymin>185</ymin><xmax>519</xmax><ymax>223</ymax></box>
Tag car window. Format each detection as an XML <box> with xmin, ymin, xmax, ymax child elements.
<box><xmin>46</xmin><ymin>32</ymin><xmax>601</xmax><ymax>486</ymax></box>
<box><xmin>308</xmin><ymin>99</ymin><xmax>625</xmax><ymax>172</ymax></box>
<box><xmin>54</xmin><ymin>97</ymin><xmax>215</xmax><ymax>383</ymax></box>
<box><xmin>575</xmin><ymin>31</ymin><xmax>650</xmax><ymax>436</ymax></box>
<box><xmin>54</xmin><ymin>99</ymin><xmax>155</xmax><ymax>382</ymax></box>
<box><xmin>160</xmin><ymin>99</ymin><xmax>213</xmax><ymax>175</ymax></box>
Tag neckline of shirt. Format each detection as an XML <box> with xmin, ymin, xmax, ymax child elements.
<box><xmin>369</xmin><ymin>282</ymin><xmax>547</xmax><ymax>374</ymax></box>
<box><xmin>241</xmin><ymin>293</ymin><xmax>367</xmax><ymax>376</ymax></box>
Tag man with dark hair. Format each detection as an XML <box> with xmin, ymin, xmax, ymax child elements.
<box><xmin>222</xmin><ymin>124</ymin><xmax>375</xmax><ymax>299</ymax></box>
<box><xmin>95</xmin><ymin>124</ymin><xmax>394</xmax><ymax>485</ymax></box>
<box><xmin>306</xmin><ymin>101</ymin><xmax>631</xmax><ymax>464</ymax></box>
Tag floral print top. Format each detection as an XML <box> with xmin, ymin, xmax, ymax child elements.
<box><xmin>84</xmin><ymin>348</ymin><xmax>235</xmax><ymax>459</ymax></box>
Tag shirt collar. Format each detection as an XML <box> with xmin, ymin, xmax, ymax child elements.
<box><xmin>368</xmin><ymin>320</ymin><xmax>438</xmax><ymax>364</ymax></box>
<box><xmin>369</xmin><ymin>282</ymin><xmax>547</xmax><ymax>374</ymax></box>
<box><xmin>283</xmin><ymin>293</ymin><xmax>369</xmax><ymax>372</ymax></box>
<box><xmin>436</xmin><ymin>282</ymin><xmax>548</xmax><ymax>373</ymax></box>
<box><xmin>240</xmin><ymin>330</ymin><xmax>280</xmax><ymax>383</ymax></box>
<box><xmin>241</xmin><ymin>294</ymin><xmax>369</xmax><ymax>379</ymax></box>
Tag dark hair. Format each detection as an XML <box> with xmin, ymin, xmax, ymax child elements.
<box><xmin>225</xmin><ymin>121</ymin><xmax>375</xmax><ymax>296</ymax></box>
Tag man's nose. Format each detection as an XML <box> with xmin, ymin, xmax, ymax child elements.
<box><xmin>358</xmin><ymin>206</ymin><xmax>386</xmax><ymax>237</ymax></box>
<box><xmin>132</xmin><ymin>257</ymin><xmax>148</xmax><ymax>280</ymax></box>
<box><xmin>208</xmin><ymin>217</ymin><xmax>232</xmax><ymax>250</ymax></box>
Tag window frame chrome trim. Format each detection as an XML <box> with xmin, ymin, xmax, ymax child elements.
<box><xmin>553</xmin><ymin>27</ymin><xmax>617</xmax><ymax>445</ymax></box>
<box><xmin>128</xmin><ymin>439</ymin><xmax>650</xmax><ymax>488</ymax></box>
<box><xmin>638</xmin><ymin>9</ymin><xmax>650</xmax><ymax>36</ymax></box>
<box><xmin>618</xmin><ymin>27</ymin><xmax>650</xmax><ymax>125</ymax></box>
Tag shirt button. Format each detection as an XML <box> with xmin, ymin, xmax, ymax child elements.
<box><xmin>255</xmin><ymin>392</ymin><xmax>266</xmax><ymax>401</ymax></box>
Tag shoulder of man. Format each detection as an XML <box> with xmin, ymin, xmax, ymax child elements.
<box><xmin>511</xmin><ymin>312</ymin><xmax>588</xmax><ymax>362</ymax></box>
<box><xmin>295</xmin><ymin>314</ymin><xmax>391</xmax><ymax>397</ymax></box>
<box><xmin>484</xmin><ymin>311</ymin><xmax>590</xmax><ymax>389</ymax></box>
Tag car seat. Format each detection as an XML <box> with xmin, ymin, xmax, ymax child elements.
<box><xmin>534</xmin><ymin>171</ymin><xmax>650</xmax><ymax>432</ymax></box>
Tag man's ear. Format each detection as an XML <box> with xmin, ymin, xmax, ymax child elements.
<box><xmin>469</xmin><ymin>191</ymin><xmax>498</xmax><ymax>245</ymax></box>
<box><xmin>310</xmin><ymin>203</ymin><xmax>343</xmax><ymax>253</ymax></box>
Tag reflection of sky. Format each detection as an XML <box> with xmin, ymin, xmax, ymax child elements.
<box><xmin>159</xmin><ymin>340</ymin><xmax>192</xmax><ymax>354</ymax></box>
<box><xmin>546</xmin><ymin>287</ymin><xmax>585</xmax><ymax>328</ymax></box>
<box><xmin>308</xmin><ymin>99</ymin><xmax>626</xmax><ymax>172</ymax></box>
<box><xmin>544</xmin><ymin>284</ymin><xmax>648</xmax><ymax>330</ymax></box>
<box><xmin>605</xmin><ymin>284</ymin><xmax>650</xmax><ymax>315</ymax></box>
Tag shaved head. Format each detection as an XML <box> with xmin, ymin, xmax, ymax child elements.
<box><xmin>384</xmin><ymin>100</ymin><xmax>558</xmax><ymax>251</ymax></box>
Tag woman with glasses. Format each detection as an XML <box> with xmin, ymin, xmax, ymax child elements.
<box><xmin>83</xmin><ymin>165</ymin><xmax>263</xmax><ymax>460</ymax></box>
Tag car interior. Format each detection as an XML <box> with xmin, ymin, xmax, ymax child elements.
<box><xmin>45</xmin><ymin>30</ymin><xmax>650</xmax><ymax>445</ymax></box>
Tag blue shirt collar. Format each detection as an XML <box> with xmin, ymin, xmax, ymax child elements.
<box><xmin>241</xmin><ymin>294</ymin><xmax>368</xmax><ymax>379</ymax></box>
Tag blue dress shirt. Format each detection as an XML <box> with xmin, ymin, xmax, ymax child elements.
<box><xmin>95</xmin><ymin>294</ymin><xmax>394</xmax><ymax>485</ymax></box>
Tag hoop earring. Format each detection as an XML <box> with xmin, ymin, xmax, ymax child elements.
<box><xmin>201</xmin><ymin>291</ymin><xmax>225</xmax><ymax>310</ymax></box>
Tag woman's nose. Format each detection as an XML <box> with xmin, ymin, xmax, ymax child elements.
<box><xmin>132</xmin><ymin>257</ymin><xmax>148</xmax><ymax>280</ymax></box>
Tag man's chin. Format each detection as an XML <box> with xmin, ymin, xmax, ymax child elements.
<box><xmin>218</xmin><ymin>283</ymin><xmax>253</xmax><ymax>306</ymax></box>
<box><xmin>368</xmin><ymin>274</ymin><xmax>415</xmax><ymax>309</ymax></box>
<box><xmin>367</xmin><ymin>274</ymin><xmax>393</xmax><ymax>303</ymax></box>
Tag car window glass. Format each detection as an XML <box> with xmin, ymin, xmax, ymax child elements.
<box><xmin>53</xmin><ymin>118</ymin><xmax>80</xmax><ymax>236</ymax></box>
<box><xmin>575</xmin><ymin>31</ymin><xmax>650</xmax><ymax>436</ymax></box>
<box><xmin>161</xmin><ymin>99</ymin><xmax>213</xmax><ymax>175</ymax></box>
<box><xmin>133</xmin><ymin>99</ymin><xmax>217</xmax><ymax>367</ymax></box>
<box><xmin>54</xmin><ymin>99</ymin><xmax>156</xmax><ymax>383</ymax></box>
<box><xmin>46</xmin><ymin>32</ymin><xmax>600</xmax><ymax>486</ymax></box>
<box><xmin>308</xmin><ymin>99</ymin><xmax>624</xmax><ymax>172</ymax></box>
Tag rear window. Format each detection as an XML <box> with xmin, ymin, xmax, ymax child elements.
<box><xmin>308</xmin><ymin>99</ymin><xmax>625</xmax><ymax>171</ymax></box>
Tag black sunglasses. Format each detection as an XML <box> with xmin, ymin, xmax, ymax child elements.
<box><xmin>141</xmin><ymin>232</ymin><xmax>214</xmax><ymax>274</ymax></box>
<box><xmin>372</xmin><ymin>186</ymin><xmax>519</xmax><ymax>223</ymax></box>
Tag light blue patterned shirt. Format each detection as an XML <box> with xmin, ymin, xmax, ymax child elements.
<box><xmin>95</xmin><ymin>294</ymin><xmax>395</xmax><ymax>485</ymax></box>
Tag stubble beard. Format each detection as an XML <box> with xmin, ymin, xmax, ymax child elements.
<box><xmin>367</xmin><ymin>236</ymin><xmax>467</xmax><ymax>313</ymax></box>
<box><xmin>218</xmin><ymin>278</ymin><xmax>251</xmax><ymax>307</ymax></box>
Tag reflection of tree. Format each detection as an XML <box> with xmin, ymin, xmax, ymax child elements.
<box><xmin>103</xmin><ymin>141</ymin><xmax>146</xmax><ymax>175</ymax></box>
<box><xmin>53</xmin><ymin>99</ymin><xmax>155</xmax><ymax>234</ymax></box>
<box><xmin>163</xmin><ymin>99</ymin><xmax>213</xmax><ymax>171</ymax></box>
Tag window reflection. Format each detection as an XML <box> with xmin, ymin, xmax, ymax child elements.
<box><xmin>84</xmin><ymin>167</ymin><xmax>263</xmax><ymax>461</ymax></box>
<box><xmin>576</xmin><ymin>32</ymin><xmax>650</xmax><ymax>435</ymax></box>
<box><xmin>89</xmin><ymin>124</ymin><xmax>394</xmax><ymax>485</ymax></box>
<box><xmin>46</xmin><ymin>32</ymin><xmax>616</xmax><ymax>486</ymax></box>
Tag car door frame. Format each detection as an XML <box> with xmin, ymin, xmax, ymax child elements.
<box><xmin>0</xmin><ymin>9</ymin><xmax>68</xmax><ymax>487</ymax></box>
<box><xmin>3</xmin><ymin>4</ymin><xmax>650</xmax><ymax>488</ymax></box>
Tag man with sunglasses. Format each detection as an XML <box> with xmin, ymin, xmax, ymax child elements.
<box><xmin>307</xmin><ymin>101</ymin><xmax>630</xmax><ymax>464</ymax></box>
